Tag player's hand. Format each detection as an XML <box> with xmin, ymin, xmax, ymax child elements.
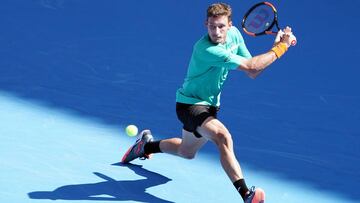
<box><xmin>274</xmin><ymin>26</ymin><xmax>297</xmax><ymax>48</ymax></box>
<box><xmin>281</xmin><ymin>26</ymin><xmax>296</xmax><ymax>47</ymax></box>
<box><xmin>274</xmin><ymin>29</ymin><xmax>285</xmax><ymax>44</ymax></box>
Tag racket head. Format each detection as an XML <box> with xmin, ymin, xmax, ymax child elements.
<box><xmin>242</xmin><ymin>2</ymin><xmax>279</xmax><ymax>36</ymax></box>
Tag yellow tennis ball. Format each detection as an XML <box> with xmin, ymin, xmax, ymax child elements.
<box><xmin>125</xmin><ymin>125</ymin><xmax>138</xmax><ymax>137</ymax></box>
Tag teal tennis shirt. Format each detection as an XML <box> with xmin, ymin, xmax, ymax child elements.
<box><xmin>176</xmin><ymin>26</ymin><xmax>251</xmax><ymax>107</ymax></box>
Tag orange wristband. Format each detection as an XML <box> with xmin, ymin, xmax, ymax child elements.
<box><xmin>271</xmin><ymin>42</ymin><xmax>288</xmax><ymax>58</ymax></box>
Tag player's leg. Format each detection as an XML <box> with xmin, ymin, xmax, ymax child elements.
<box><xmin>158</xmin><ymin>129</ymin><xmax>208</xmax><ymax>159</ymax></box>
<box><xmin>196</xmin><ymin>117</ymin><xmax>243</xmax><ymax>182</ymax></box>
<box><xmin>196</xmin><ymin>117</ymin><xmax>265</xmax><ymax>203</ymax></box>
<box><xmin>122</xmin><ymin>128</ymin><xmax>207</xmax><ymax>163</ymax></box>
<box><xmin>133</xmin><ymin>103</ymin><xmax>210</xmax><ymax>159</ymax></box>
<box><xmin>149</xmin><ymin>103</ymin><xmax>209</xmax><ymax>158</ymax></box>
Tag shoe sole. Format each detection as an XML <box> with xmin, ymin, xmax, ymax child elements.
<box><xmin>121</xmin><ymin>144</ymin><xmax>136</xmax><ymax>163</ymax></box>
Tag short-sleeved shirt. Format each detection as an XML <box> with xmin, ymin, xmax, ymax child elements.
<box><xmin>176</xmin><ymin>26</ymin><xmax>251</xmax><ymax>107</ymax></box>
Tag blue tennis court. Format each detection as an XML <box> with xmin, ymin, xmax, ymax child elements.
<box><xmin>1</xmin><ymin>0</ymin><xmax>359</xmax><ymax>202</ymax></box>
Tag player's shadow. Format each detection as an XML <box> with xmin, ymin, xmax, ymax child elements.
<box><xmin>28</xmin><ymin>163</ymin><xmax>173</xmax><ymax>202</ymax></box>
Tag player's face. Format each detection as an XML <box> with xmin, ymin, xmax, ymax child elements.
<box><xmin>206</xmin><ymin>15</ymin><xmax>232</xmax><ymax>44</ymax></box>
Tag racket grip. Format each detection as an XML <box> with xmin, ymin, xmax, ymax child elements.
<box><xmin>290</xmin><ymin>35</ymin><xmax>297</xmax><ymax>46</ymax></box>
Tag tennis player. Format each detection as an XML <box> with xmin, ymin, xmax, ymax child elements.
<box><xmin>122</xmin><ymin>3</ymin><xmax>296</xmax><ymax>202</ymax></box>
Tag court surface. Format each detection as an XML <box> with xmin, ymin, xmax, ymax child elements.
<box><xmin>1</xmin><ymin>0</ymin><xmax>359</xmax><ymax>202</ymax></box>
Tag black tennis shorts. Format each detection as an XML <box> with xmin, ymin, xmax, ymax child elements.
<box><xmin>176</xmin><ymin>102</ymin><xmax>219</xmax><ymax>138</ymax></box>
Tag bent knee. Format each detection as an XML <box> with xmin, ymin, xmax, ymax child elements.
<box><xmin>213</xmin><ymin>130</ymin><xmax>233</xmax><ymax>146</ymax></box>
<box><xmin>178</xmin><ymin>150</ymin><xmax>196</xmax><ymax>160</ymax></box>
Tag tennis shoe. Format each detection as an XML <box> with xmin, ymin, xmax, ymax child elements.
<box><xmin>244</xmin><ymin>186</ymin><xmax>265</xmax><ymax>203</ymax></box>
<box><xmin>121</xmin><ymin>129</ymin><xmax>154</xmax><ymax>163</ymax></box>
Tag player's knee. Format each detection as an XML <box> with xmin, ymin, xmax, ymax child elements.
<box><xmin>178</xmin><ymin>149</ymin><xmax>196</xmax><ymax>160</ymax></box>
<box><xmin>213</xmin><ymin>129</ymin><xmax>232</xmax><ymax>147</ymax></box>
<box><xmin>183</xmin><ymin>154</ymin><xmax>196</xmax><ymax>160</ymax></box>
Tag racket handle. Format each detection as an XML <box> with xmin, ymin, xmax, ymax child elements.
<box><xmin>290</xmin><ymin>35</ymin><xmax>297</xmax><ymax>46</ymax></box>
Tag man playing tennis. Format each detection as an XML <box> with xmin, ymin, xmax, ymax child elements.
<box><xmin>122</xmin><ymin>3</ymin><xmax>296</xmax><ymax>202</ymax></box>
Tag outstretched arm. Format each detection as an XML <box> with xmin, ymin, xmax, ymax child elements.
<box><xmin>239</xmin><ymin>50</ymin><xmax>278</xmax><ymax>79</ymax></box>
<box><xmin>238</xmin><ymin>26</ymin><xmax>296</xmax><ymax>79</ymax></box>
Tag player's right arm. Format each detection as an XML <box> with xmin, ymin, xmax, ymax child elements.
<box><xmin>238</xmin><ymin>48</ymin><xmax>279</xmax><ymax>79</ymax></box>
<box><xmin>238</xmin><ymin>27</ymin><xmax>296</xmax><ymax>79</ymax></box>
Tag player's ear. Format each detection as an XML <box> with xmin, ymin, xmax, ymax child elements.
<box><xmin>228</xmin><ymin>20</ymin><xmax>233</xmax><ymax>27</ymax></box>
<box><xmin>205</xmin><ymin>20</ymin><xmax>208</xmax><ymax>27</ymax></box>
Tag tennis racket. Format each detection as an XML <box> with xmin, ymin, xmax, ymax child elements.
<box><xmin>242</xmin><ymin>2</ymin><xmax>296</xmax><ymax>46</ymax></box>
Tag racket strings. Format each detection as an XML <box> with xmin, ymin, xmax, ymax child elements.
<box><xmin>243</xmin><ymin>4</ymin><xmax>276</xmax><ymax>35</ymax></box>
